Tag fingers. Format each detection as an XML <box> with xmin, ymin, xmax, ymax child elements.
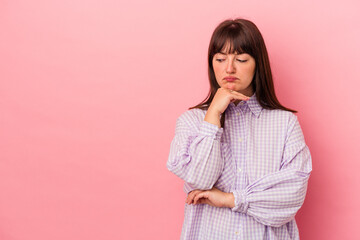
<box><xmin>221</xmin><ymin>87</ymin><xmax>250</xmax><ymax>101</ymax></box>
<box><xmin>193</xmin><ymin>192</ymin><xmax>206</xmax><ymax>204</ymax></box>
<box><xmin>194</xmin><ymin>195</ymin><xmax>215</xmax><ymax>207</ymax></box>
<box><xmin>186</xmin><ymin>190</ymin><xmax>208</xmax><ymax>205</ymax></box>
<box><xmin>186</xmin><ymin>187</ymin><xmax>222</xmax><ymax>207</ymax></box>
<box><xmin>186</xmin><ymin>190</ymin><xmax>202</xmax><ymax>204</ymax></box>
<box><xmin>230</xmin><ymin>90</ymin><xmax>250</xmax><ymax>100</ymax></box>
<box><xmin>199</xmin><ymin>198</ymin><xmax>216</xmax><ymax>207</ymax></box>
<box><xmin>196</xmin><ymin>198</ymin><xmax>209</xmax><ymax>205</ymax></box>
<box><xmin>187</xmin><ymin>192</ymin><xmax>214</xmax><ymax>206</ymax></box>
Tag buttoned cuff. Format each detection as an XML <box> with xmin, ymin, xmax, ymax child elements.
<box><xmin>230</xmin><ymin>190</ymin><xmax>249</xmax><ymax>214</ymax></box>
<box><xmin>199</xmin><ymin>120</ymin><xmax>223</xmax><ymax>140</ymax></box>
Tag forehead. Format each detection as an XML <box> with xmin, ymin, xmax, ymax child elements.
<box><xmin>217</xmin><ymin>41</ymin><xmax>246</xmax><ymax>55</ymax></box>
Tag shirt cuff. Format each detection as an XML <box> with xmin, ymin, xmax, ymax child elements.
<box><xmin>199</xmin><ymin>120</ymin><xmax>223</xmax><ymax>140</ymax></box>
<box><xmin>230</xmin><ymin>190</ymin><xmax>249</xmax><ymax>214</ymax></box>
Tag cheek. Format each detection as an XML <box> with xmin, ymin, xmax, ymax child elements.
<box><xmin>212</xmin><ymin>64</ymin><xmax>221</xmax><ymax>75</ymax></box>
<box><xmin>244</xmin><ymin>64</ymin><xmax>256</xmax><ymax>77</ymax></box>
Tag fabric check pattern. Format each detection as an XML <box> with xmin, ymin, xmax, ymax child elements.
<box><xmin>167</xmin><ymin>93</ymin><xmax>312</xmax><ymax>240</ymax></box>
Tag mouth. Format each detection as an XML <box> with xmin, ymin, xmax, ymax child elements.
<box><xmin>224</xmin><ymin>78</ymin><xmax>238</xmax><ymax>82</ymax></box>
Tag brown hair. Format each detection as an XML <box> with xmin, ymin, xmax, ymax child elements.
<box><xmin>189</xmin><ymin>18</ymin><xmax>297</xmax><ymax>127</ymax></box>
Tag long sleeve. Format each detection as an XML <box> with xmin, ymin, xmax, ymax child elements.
<box><xmin>167</xmin><ymin>110</ymin><xmax>225</xmax><ymax>190</ymax></box>
<box><xmin>230</xmin><ymin>114</ymin><xmax>312</xmax><ymax>227</ymax></box>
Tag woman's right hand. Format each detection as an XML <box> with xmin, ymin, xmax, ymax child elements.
<box><xmin>208</xmin><ymin>87</ymin><xmax>250</xmax><ymax>115</ymax></box>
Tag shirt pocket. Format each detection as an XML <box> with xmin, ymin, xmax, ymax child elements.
<box><xmin>214</xmin><ymin>142</ymin><xmax>235</xmax><ymax>193</ymax></box>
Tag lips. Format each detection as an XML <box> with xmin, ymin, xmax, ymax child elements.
<box><xmin>224</xmin><ymin>77</ymin><xmax>238</xmax><ymax>82</ymax></box>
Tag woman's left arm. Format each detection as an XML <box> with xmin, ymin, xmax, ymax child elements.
<box><xmin>189</xmin><ymin>114</ymin><xmax>312</xmax><ymax>227</ymax></box>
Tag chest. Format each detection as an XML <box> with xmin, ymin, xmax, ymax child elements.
<box><xmin>215</xmin><ymin>109</ymin><xmax>288</xmax><ymax>191</ymax></box>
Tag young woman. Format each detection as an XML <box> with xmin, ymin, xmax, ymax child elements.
<box><xmin>167</xmin><ymin>18</ymin><xmax>312</xmax><ymax>240</ymax></box>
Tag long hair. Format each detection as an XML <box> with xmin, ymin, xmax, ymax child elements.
<box><xmin>189</xmin><ymin>18</ymin><xmax>297</xmax><ymax>128</ymax></box>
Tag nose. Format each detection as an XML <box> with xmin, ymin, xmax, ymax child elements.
<box><xmin>226</xmin><ymin>59</ymin><xmax>236</xmax><ymax>73</ymax></box>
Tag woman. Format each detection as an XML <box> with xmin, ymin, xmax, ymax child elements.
<box><xmin>166</xmin><ymin>18</ymin><xmax>312</xmax><ymax>240</ymax></box>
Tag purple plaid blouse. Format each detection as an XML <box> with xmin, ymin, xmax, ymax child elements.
<box><xmin>167</xmin><ymin>93</ymin><xmax>312</xmax><ymax>239</ymax></box>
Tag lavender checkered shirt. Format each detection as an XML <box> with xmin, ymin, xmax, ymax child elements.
<box><xmin>167</xmin><ymin>93</ymin><xmax>312</xmax><ymax>239</ymax></box>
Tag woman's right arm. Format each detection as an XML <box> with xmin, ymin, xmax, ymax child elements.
<box><xmin>166</xmin><ymin>110</ymin><xmax>224</xmax><ymax>191</ymax></box>
<box><xmin>167</xmin><ymin>87</ymin><xmax>250</xmax><ymax>192</ymax></box>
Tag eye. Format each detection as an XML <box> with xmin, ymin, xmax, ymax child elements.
<box><xmin>215</xmin><ymin>59</ymin><xmax>225</xmax><ymax>62</ymax></box>
<box><xmin>237</xmin><ymin>59</ymin><xmax>247</xmax><ymax>63</ymax></box>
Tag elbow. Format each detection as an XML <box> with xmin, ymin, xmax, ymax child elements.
<box><xmin>167</xmin><ymin>159</ymin><xmax>221</xmax><ymax>191</ymax></box>
<box><xmin>185</xmin><ymin>180</ymin><xmax>216</xmax><ymax>191</ymax></box>
<box><xmin>185</xmin><ymin>168</ymin><xmax>222</xmax><ymax>190</ymax></box>
<box><xmin>166</xmin><ymin>161</ymin><xmax>213</xmax><ymax>190</ymax></box>
<box><xmin>166</xmin><ymin>154</ymin><xmax>188</xmax><ymax>175</ymax></box>
<box><xmin>167</xmin><ymin>165</ymin><xmax>216</xmax><ymax>190</ymax></box>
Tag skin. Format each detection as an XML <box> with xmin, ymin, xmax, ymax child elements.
<box><xmin>213</xmin><ymin>49</ymin><xmax>256</xmax><ymax>100</ymax></box>
<box><xmin>186</xmin><ymin>43</ymin><xmax>256</xmax><ymax>208</ymax></box>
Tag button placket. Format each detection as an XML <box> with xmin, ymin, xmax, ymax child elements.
<box><xmin>234</xmin><ymin>108</ymin><xmax>247</xmax><ymax>190</ymax></box>
<box><xmin>230</xmin><ymin>103</ymin><xmax>248</xmax><ymax>240</ymax></box>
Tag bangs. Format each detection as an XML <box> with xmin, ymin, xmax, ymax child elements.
<box><xmin>211</xmin><ymin>24</ymin><xmax>253</xmax><ymax>56</ymax></box>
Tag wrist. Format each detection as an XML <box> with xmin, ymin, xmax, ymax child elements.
<box><xmin>207</xmin><ymin>106</ymin><xmax>221</xmax><ymax>116</ymax></box>
<box><xmin>225</xmin><ymin>192</ymin><xmax>235</xmax><ymax>208</ymax></box>
<box><xmin>204</xmin><ymin>107</ymin><xmax>221</xmax><ymax>128</ymax></box>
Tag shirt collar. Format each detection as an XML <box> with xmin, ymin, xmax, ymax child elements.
<box><xmin>229</xmin><ymin>92</ymin><xmax>263</xmax><ymax>118</ymax></box>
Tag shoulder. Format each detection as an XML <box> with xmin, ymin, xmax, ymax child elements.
<box><xmin>260</xmin><ymin>108</ymin><xmax>300</xmax><ymax>134</ymax></box>
<box><xmin>261</xmin><ymin>108</ymin><xmax>298</xmax><ymax>123</ymax></box>
<box><xmin>261</xmin><ymin>108</ymin><xmax>296</xmax><ymax>118</ymax></box>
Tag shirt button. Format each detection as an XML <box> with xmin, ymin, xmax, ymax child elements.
<box><xmin>239</xmin><ymin>137</ymin><xmax>242</xmax><ymax>142</ymax></box>
<box><xmin>237</xmin><ymin>168</ymin><xmax>242</xmax><ymax>173</ymax></box>
<box><xmin>240</xmin><ymin>101</ymin><xmax>244</xmax><ymax>106</ymax></box>
<box><xmin>236</xmin><ymin>112</ymin><xmax>240</xmax><ymax>116</ymax></box>
<box><xmin>235</xmin><ymin>231</ymin><xmax>239</xmax><ymax>235</ymax></box>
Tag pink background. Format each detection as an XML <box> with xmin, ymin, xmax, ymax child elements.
<box><xmin>1</xmin><ymin>0</ymin><xmax>359</xmax><ymax>239</ymax></box>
